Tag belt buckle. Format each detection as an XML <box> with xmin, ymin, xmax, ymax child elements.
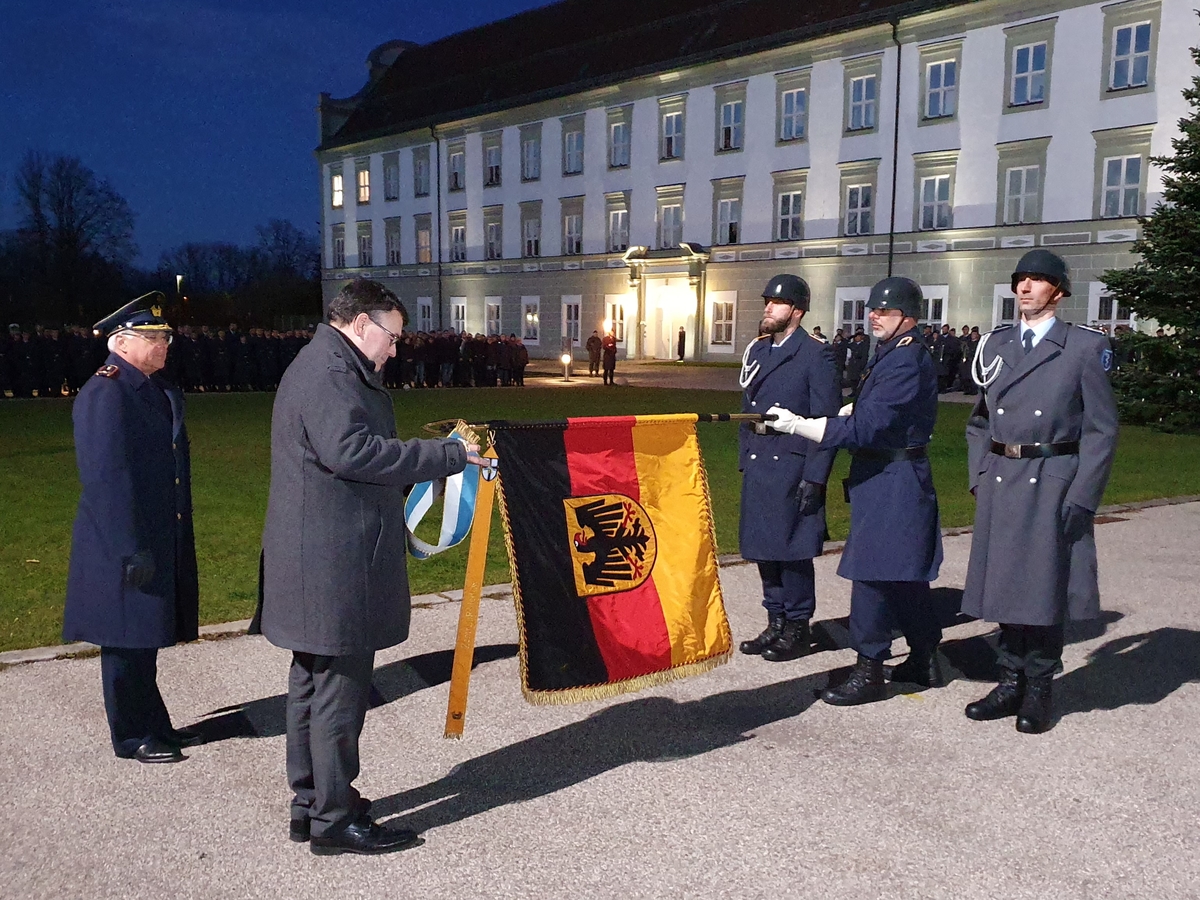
<box><xmin>1003</xmin><ymin>443</ymin><xmax>1021</xmax><ymax>459</ymax></box>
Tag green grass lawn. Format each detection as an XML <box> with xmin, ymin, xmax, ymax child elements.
<box><xmin>2</xmin><ymin>388</ymin><xmax>1197</xmax><ymax>653</ymax></box>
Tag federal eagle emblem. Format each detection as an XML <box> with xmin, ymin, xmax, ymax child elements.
<box><xmin>564</xmin><ymin>494</ymin><xmax>658</xmax><ymax>596</ymax></box>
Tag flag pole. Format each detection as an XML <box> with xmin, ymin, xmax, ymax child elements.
<box><xmin>422</xmin><ymin>413</ymin><xmax>775</xmax><ymax>435</ymax></box>
<box><xmin>443</xmin><ymin>445</ymin><xmax>499</xmax><ymax>739</ymax></box>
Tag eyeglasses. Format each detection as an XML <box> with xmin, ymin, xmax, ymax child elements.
<box><xmin>128</xmin><ymin>331</ymin><xmax>173</xmax><ymax>346</ymax></box>
<box><xmin>368</xmin><ymin>317</ymin><xmax>401</xmax><ymax>346</ymax></box>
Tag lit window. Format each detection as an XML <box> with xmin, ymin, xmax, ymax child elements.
<box><xmin>416</xmin><ymin>222</ymin><xmax>431</xmax><ymax>264</ymax></box>
<box><xmin>608</xmin><ymin>301</ymin><xmax>625</xmax><ymax>342</ymax></box>
<box><xmin>662</xmin><ymin>112</ymin><xmax>683</xmax><ymax>159</ymax></box>
<box><xmin>778</xmin><ymin>191</ymin><xmax>803</xmax><ymax>240</ymax></box>
<box><xmin>717</xmin><ymin>198</ymin><xmax>740</xmax><ymax>245</ymax></box>
<box><xmin>523</xmin><ymin>302</ymin><xmax>540</xmax><ymax>341</ymax></box>
<box><xmin>1011</xmin><ymin>42</ymin><xmax>1047</xmax><ymax>105</ymax></box>
<box><xmin>1004</xmin><ymin>165</ymin><xmax>1040</xmax><ymax>225</ymax></box>
<box><xmin>1110</xmin><ymin>22</ymin><xmax>1152</xmax><ymax>90</ymax></box>
<box><xmin>844</xmin><ymin>184</ymin><xmax>872</xmax><ymax>236</ymax></box>
<box><xmin>920</xmin><ymin>174</ymin><xmax>952</xmax><ymax>230</ymax></box>
<box><xmin>849</xmin><ymin>76</ymin><xmax>877</xmax><ymax>131</ymax></box>
<box><xmin>1103</xmin><ymin>156</ymin><xmax>1141</xmax><ymax>218</ymax></box>
<box><xmin>925</xmin><ymin>60</ymin><xmax>957</xmax><ymax>119</ymax></box>
<box><xmin>779</xmin><ymin>89</ymin><xmax>806</xmax><ymax>141</ymax></box>
<box><xmin>610</xmin><ymin>122</ymin><xmax>631</xmax><ymax>167</ymax></box>
<box><xmin>357</xmin><ymin>168</ymin><xmax>370</xmax><ymax>204</ymax></box>
<box><xmin>719</xmin><ymin>101</ymin><xmax>743</xmax><ymax>151</ymax></box>
<box><xmin>331</xmin><ymin>173</ymin><xmax>343</xmax><ymax>209</ymax></box>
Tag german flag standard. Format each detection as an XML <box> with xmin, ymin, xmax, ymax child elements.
<box><xmin>492</xmin><ymin>414</ymin><xmax>732</xmax><ymax>703</ymax></box>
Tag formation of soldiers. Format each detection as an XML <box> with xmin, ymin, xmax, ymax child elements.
<box><xmin>830</xmin><ymin>323</ymin><xmax>983</xmax><ymax>395</ymax></box>
<box><xmin>0</xmin><ymin>323</ymin><xmax>532</xmax><ymax>396</ymax></box>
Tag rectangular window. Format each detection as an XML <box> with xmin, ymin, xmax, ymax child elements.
<box><xmin>562</xmin><ymin>298</ymin><xmax>581</xmax><ymax>346</ymax></box>
<box><xmin>563</xmin><ymin>213</ymin><xmax>582</xmax><ymax>256</ymax></box>
<box><xmin>1103</xmin><ymin>155</ymin><xmax>1142</xmax><ymax>218</ymax></box>
<box><xmin>925</xmin><ymin>60</ymin><xmax>957</xmax><ymax>119</ymax></box>
<box><xmin>452</xmin><ymin>300</ymin><xmax>466</xmax><ymax>335</ymax></box>
<box><xmin>564</xmin><ymin>130</ymin><xmax>584</xmax><ymax>175</ymax></box>
<box><xmin>1004</xmin><ymin>165</ymin><xmax>1040</xmax><ymax>225</ymax></box>
<box><xmin>920</xmin><ymin>175</ymin><xmax>952</xmax><ymax>230</ymax></box>
<box><xmin>356</xmin><ymin>163</ymin><xmax>370</xmax><ymax>204</ymax></box>
<box><xmin>522</xmin><ymin>216</ymin><xmax>541</xmax><ymax>258</ymax></box>
<box><xmin>521</xmin><ymin>134</ymin><xmax>541</xmax><ymax>181</ymax></box>
<box><xmin>1111</xmin><ymin>22</ymin><xmax>1152</xmax><ymax>90</ymax></box>
<box><xmin>711</xmin><ymin>301</ymin><xmax>734</xmax><ymax>345</ymax></box>
<box><xmin>448</xmin><ymin>149</ymin><xmax>466</xmax><ymax>191</ymax></box>
<box><xmin>718</xmin><ymin>100</ymin><xmax>744</xmax><ymax>151</ymax></box>
<box><xmin>417</xmin><ymin>298</ymin><xmax>433</xmax><ymax>334</ymax></box>
<box><xmin>522</xmin><ymin>299</ymin><xmax>540</xmax><ymax>342</ymax></box>
<box><xmin>607</xmin><ymin>299</ymin><xmax>626</xmax><ymax>342</ymax></box>
<box><xmin>849</xmin><ymin>76</ymin><xmax>877</xmax><ymax>131</ymax></box>
<box><xmin>450</xmin><ymin>224</ymin><xmax>466</xmax><ymax>262</ymax></box>
<box><xmin>662</xmin><ymin>112</ymin><xmax>683</xmax><ymax>159</ymax></box>
<box><xmin>486</xmin><ymin>221</ymin><xmax>503</xmax><ymax>260</ymax></box>
<box><xmin>485</xmin><ymin>298</ymin><xmax>501</xmax><ymax>337</ymax></box>
<box><xmin>331</xmin><ymin>171</ymin><xmax>344</xmax><ymax>209</ymax></box>
<box><xmin>357</xmin><ymin>223</ymin><xmax>373</xmax><ymax>267</ymax></box>
<box><xmin>778</xmin><ymin>191</ymin><xmax>803</xmax><ymax>241</ymax></box>
<box><xmin>839</xmin><ymin>296</ymin><xmax>868</xmax><ymax>335</ymax></box>
<box><xmin>610</xmin><ymin>122</ymin><xmax>630</xmax><ymax>167</ymax></box>
<box><xmin>1012</xmin><ymin>42</ymin><xmax>1048</xmax><ymax>106</ymax></box>
<box><xmin>383</xmin><ymin>154</ymin><xmax>400</xmax><ymax>201</ymax></box>
<box><xmin>845</xmin><ymin>184</ymin><xmax>872</xmax><ymax>236</ymax></box>
<box><xmin>659</xmin><ymin>204</ymin><xmax>682</xmax><ymax>249</ymax></box>
<box><xmin>608</xmin><ymin>209</ymin><xmax>629</xmax><ymax>252</ymax></box>
<box><xmin>484</xmin><ymin>136</ymin><xmax>503</xmax><ymax>187</ymax></box>
<box><xmin>413</xmin><ymin>147</ymin><xmax>430</xmax><ymax>198</ymax></box>
<box><xmin>717</xmin><ymin>198</ymin><xmax>740</xmax><ymax>245</ymax></box>
<box><xmin>415</xmin><ymin>215</ymin><xmax>432</xmax><ymax>264</ymax></box>
<box><xmin>331</xmin><ymin>225</ymin><xmax>345</xmax><ymax>268</ymax></box>
<box><xmin>385</xmin><ymin>219</ymin><xmax>402</xmax><ymax>265</ymax></box>
<box><xmin>779</xmin><ymin>89</ymin><xmax>806</xmax><ymax>141</ymax></box>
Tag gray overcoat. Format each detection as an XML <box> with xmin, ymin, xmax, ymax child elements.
<box><xmin>259</xmin><ymin>324</ymin><xmax>467</xmax><ymax>656</ymax></box>
<box><xmin>962</xmin><ymin>319</ymin><xmax>1118</xmax><ymax>625</ymax></box>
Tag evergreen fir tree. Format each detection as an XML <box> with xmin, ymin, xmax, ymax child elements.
<box><xmin>1103</xmin><ymin>37</ymin><xmax>1200</xmax><ymax>433</ymax></box>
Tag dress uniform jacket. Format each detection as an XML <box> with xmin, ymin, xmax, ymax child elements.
<box><xmin>63</xmin><ymin>354</ymin><xmax>199</xmax><ymax>647</ymax></box>
<box><xmin>820</xmin><ymin>327</ymin><xmax>942</xmax><ymax>583</ymax></box>
<box><xmin>739</xmin><ymin>328</ymin><xmax>840</xmax><ymax>561</ymax></box>
<box><xmin>259</xmin><ymin>324</ymin><xmax>467</xmax><ymax>657</ymax></box>
<box><xmin>962</xmin><ymin>320</ymin><xmax>1118</xmax><ymax>625</ymax></box>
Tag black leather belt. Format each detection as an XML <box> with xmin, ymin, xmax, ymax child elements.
<box><xmin>989</xmin><ymin>440</ymin><xmax>1080</xmax><ymax>459</ymax></box>
<box><xmin>852</xmin><ymin>446</ymin><xmax>928</xmax><ymax>462</ymax></box>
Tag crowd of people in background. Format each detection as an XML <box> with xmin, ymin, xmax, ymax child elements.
<box><xmin>0</xmin><ymin>324</ymin><xmax>533</xmax><ymax>397</ymax></box>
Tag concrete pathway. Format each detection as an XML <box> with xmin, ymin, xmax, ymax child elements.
<box><xmin>1</xmin><ymin>502</ymin><xmax>1197</xmax><ymax>899</ymax></box>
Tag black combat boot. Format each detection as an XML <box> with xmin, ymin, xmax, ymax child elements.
<box><xmin>739</xmin><ymin>613</ymin><xmax>786</xmax><ymax>655</ymax></box>
<box><xmin>1015</xmin><ymin>676</ymin><xmax>1054</xmax><ymax>734</ymax></box>
<box><xmin>887</xmin><ymin>646</ymin><xmax>944</xmax><ymax>688</ymax></box>
<box><xmin>821</xmin><ymin>655</ymin><xmax>886</xmax><ymax>706</ymax></box>
<box><xmin>964</xmin><ymin>668</ymin><xmax>1025</xmax><ymax>721</ymax></box>
<box><xmin>761</xmin><ymin>618</ymin><xmax>812</xmax><ymax>662</ymax></box>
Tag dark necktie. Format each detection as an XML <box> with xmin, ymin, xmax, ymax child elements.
<box><xmin>1023</xmin><ymin>330</ymin><xmax>1034</xmax><ymax>355</ymax></box>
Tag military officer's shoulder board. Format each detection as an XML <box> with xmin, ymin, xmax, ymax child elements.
<box><xmin>1075</xmin><ymin>323</ymin><xmax>1107</xmax><ymax>334</ymax></box>
<box><xmin>810</xmin><ymin>332</ymin><xmax>825</xmax><ymax>343</ymax></box>
<box><xmin>897</xmin><ymin>336</ymin><xmax>914</xmax><ymax>347</ymax></box>
<box><xmin>94</xmin><ymin>364</ymin><xmax>119</xmax><ymax>379</ymax></box>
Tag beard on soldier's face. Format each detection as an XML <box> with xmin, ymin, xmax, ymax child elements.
<box><xmin>760</xmin><ymin>312</ymin><xmax>790</xmax><ymax>334</ymax></box>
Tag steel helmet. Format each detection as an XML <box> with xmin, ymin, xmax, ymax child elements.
<box><xmin>760</xmin><ymin>274</ymin><xmax>811</xmax><ymax>311</ymax></box>
<box><xmin>1011</xmin><ymin>249</ymin><xmax>1072</xmax><ymax>297</ymax></box>
<box><xmin>866</xmin><ymin>276</ymin><xmax>923</xmax><ymax>319</ymax></box>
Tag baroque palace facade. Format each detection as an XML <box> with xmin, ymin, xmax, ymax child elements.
<box><xmin>317</xmin><ymin>0</ymin><xmax>1193</xmax><ymax>361</ymax></box>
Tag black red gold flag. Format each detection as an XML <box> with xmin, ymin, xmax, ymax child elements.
<box><xmin>491</xmin><ymin>414</ymin><xmax>732</xmax><ymax>704</ymax></box>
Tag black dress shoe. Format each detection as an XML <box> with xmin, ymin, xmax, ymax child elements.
<box><xmin>291</xmin><ymin>797</ymin><xmax>373</xmax><ymax>843</ymax></box>
<box><xmin>1015</xmin><ymin>676</ymin><xmax>1054</xmax><ymax>734</ymax></box>
<box><xmin>134</xmin><ymin>737</ymin><xmax>185</xmax><ymax>764</ymax></box>
<box><xmin>821</xmin><ymin>655</ymin><xmax>886</xmax><ymax>706</ymax></box>
<box><xmin>164</xmin><ymin>727</ymin><xmax>204</xmax><ymax>748</ymax></box>
<box><xmin>310</xmin><ymin>820</ymin><xmax>422</xmax><ymax>856</ymax></box>
<box><xmin>739</xmin><ymin>613</ymin><xmax>785</xmax><ymax>655</ymax></box>
<box><xmin>887</xmin><ymin>647</ymin><xmax>944</xmax><ymax>688</ymax></box>
<box><xmin>761</xmin><ymin>619</ymin><xmax>813</xmax><ymax>662</ymax></box>
<box><xmin>965</xmin><ymin>668</ymin><xmax>1025</xmax><ymax>721</ymax></box>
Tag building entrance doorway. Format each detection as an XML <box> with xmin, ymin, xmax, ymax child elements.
<box><xmin>645</xmin><ymin>276</ymin><xmax>696</xmax><ymax>360</ymax></box>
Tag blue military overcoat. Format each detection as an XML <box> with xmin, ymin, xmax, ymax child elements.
<box><xmin>738</xmin><ymin>327</ymin><xmax>841</xmax><ymax>561</ymax></box>
<box><xmin>821</xmin><ymin>327</ymin><xmax>942</xmax><ymax>582</ymax></box>
<box><xmin>63</xmin><ymin>353</ymin><xmax>199</xmax><ymax>648</ymax></box>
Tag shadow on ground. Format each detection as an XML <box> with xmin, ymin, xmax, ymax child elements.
<box><xmin>187</xmin><ymin>643</ymin><xmax>519</xmax><ymax>742</ymax></box>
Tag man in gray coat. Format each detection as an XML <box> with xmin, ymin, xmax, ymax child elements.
<box><xmin>260</xmin><ymin>278</ymin><xmax>478</xmax><ymax>854</ymax></box>
<box><xmin>962</xmin><ymin>249</ymin><xmax>1118</xmax><ymax>734</ymax></box>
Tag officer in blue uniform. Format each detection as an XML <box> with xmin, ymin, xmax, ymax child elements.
<box><xmin>767</xmin><ymin>276</ymin><xmax>943</xmax><ymax>705</ymax></box>
<box><xmin>63</xmin><ymin>293</ymin><xmax>201</xmax><ymax>763</ymax></box>
<box><xmin>737</xmin><ymin>274</ymin><xmax>841</xmax><ymax>661</ymax></box>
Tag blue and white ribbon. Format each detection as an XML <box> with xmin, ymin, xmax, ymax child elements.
<box><xmin>405</xmin><ymin>433</ymin><xmax>481</xmax><ymax>559</ymax></box>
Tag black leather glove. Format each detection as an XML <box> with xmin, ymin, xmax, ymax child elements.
<box><xmin>1061</xmin><ymin>503</ymin><xmax>1094</xmax><ymax>543</ymax></box>
<box><xmin>797</xmin><ymin>480</ymin><xmax>826</xmax><ymax>516</ymax></box>
<box><xmin>122</xmin><ymin>551</ymin><xmax>156</xmax><ymax>590</ymax></box>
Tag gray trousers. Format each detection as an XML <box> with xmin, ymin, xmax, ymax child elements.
<box><xmin>286</xmin><ymin>651</ymin><xmax>374</xmax><ymax>838</ymax></box>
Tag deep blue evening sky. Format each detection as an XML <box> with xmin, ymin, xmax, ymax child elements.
<box><xmin>2</xmin><ymin>0</ymin><xmax>549</xmax><ymax>266</ymax></box>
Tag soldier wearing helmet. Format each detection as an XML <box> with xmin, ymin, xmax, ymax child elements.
<box><xmin>961</xmin><ymin>249</ymin><xmax>1118</xmax><ymax>734</ymax></box>
<box><xmin>766</xmin><ymin>275</ymin><xmax>944</xmax><ymax>705</ymax></box>
<box><xmin>736</xmin><ymin>273</ymin><xmax>841</xmax><ymax>662</ymax></box>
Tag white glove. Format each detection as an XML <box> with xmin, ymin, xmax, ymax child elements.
<box><xmin>766</xmin><ymin>406</ymin><xmax>827</xmax><ymax>443</ymax></box>
<box><xmin>838</xmin><ymin>402</ymin><xmax>854</xmax><ymax>417</ymax></box>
